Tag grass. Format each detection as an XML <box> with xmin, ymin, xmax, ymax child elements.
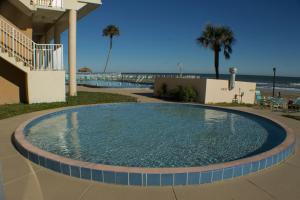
<box><xmin>0</xmin><ymin>91</ymin><xmax>137</xmax><ymax>120</ymax></box>
<box><xmin>282</xmin><ymin>115</ymin><xmax>300</xmax><ymax>121</ymax></box>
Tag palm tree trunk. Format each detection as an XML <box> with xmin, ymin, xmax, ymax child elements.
<box><xmin>103</xmin><ymin>36</ymin><xmax>113</xmax><ymax>73</ymax></box>
<box><xmin>214</xmin><ymin>48</ymin><xmax>220</xmax><ymax>79</ymax></box>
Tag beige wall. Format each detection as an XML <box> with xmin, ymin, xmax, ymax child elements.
<box><xmin>204</xmin><ymin>79</ymin><xmax>256</xmax><ymax>104</ymax></box>
<box><xmin>154</xmin><ymin>78</ymin><xmax>256</xmax><ymax>104</ymax></box>
<box><xmin>0</xmin><ymin>59</ymin><xmax>27</xmax><ymax>105</ymax></box>
<box><xmin>27</xmin><ymin>71</ymin><xmax>66</xmax><ymax>104</ymax></box>
<box><xmin>0</xmin><ymin>1</ymin><xmax>33</xmax><ymax>39</ymax></box>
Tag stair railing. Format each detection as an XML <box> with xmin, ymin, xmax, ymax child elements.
<box><xmin>0</xmin><ymin>16</ymin><xmax>64</xmax><ymax>71</ymax></box>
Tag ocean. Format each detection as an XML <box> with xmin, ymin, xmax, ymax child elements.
<box><xmin>199</xmin><ymin>74</ymin><xmax>300</xmax><ymax>92</ymax></box>
<box><xmin>120</xmin><ymin>73</ymin><xmax>300</xmax><ymax>92</ymax></box>
<box><xmin>75</xmin><ymin>73</ymin><xmax>300</xmax><ymax>92</ymax></box>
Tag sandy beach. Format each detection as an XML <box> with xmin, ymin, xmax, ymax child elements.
<box><xmin>260</xmin><ymin>88</ymin><xmax>300</xmax><ymax>99</ymax></box>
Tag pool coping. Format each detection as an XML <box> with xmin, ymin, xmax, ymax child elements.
<box><xmin>13</xmin><ymin>102</ymin><xmax>297</xmax><ymax>186</ymax></box>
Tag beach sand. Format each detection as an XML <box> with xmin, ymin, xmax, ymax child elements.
<box><xmin>260</xmin><ymin>88</ymin><xmax>300</xmax><ymax>99</ymax></box>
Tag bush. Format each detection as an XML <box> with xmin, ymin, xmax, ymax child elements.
<box><xmin>184</xmin><ymin>86</ymin><xmax>198</xmax><ymax>102</ymax></box>
<box><xmin>168</xmin><ymin>85</ymin><xmax>198</xmax><ymax>102</ymax></box>
<box><xmin>157</xmin><ymin>83</ymin><xmax>168</xmax><ymax>97</ymax></box>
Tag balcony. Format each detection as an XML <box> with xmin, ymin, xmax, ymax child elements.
<box><xmin>30</xmin><ymin>0</ymin><xmax>63</xmax><ymax>9</ymax></box>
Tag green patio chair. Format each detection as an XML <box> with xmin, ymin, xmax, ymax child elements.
<box><xmin>255</xmin><ymin>90</ymin><xmax>262</xmax><ymax>103</ymax></box>
<box><xmin>294</xmin><ymin>98</ymin><xmax>300</xmax><ymax>111</ymax></box>
<box><xmin>255</xmin><ymin>90</ymin><xmax>268</xmax><ymax>108</ymax></box>
<box><xmin>270</xmin><ymin>98</ymin><xmax>288</xmax><ymax>112</ymax></box>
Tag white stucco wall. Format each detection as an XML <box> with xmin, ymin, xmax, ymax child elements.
<box><xmin>204</xmin><ymin>79</ymin><xmax>256</xmax><ymax>104</ymax></box>
<box><xmin>27</xmin><ymin>71</ymin><xmax>66</xmax><ymax>104</ymax></box>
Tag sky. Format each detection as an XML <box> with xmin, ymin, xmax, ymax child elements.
<box><xmin>61</xmin><ymin>0</ymin><xmax>300</xmax><ymax>77</ymax></box>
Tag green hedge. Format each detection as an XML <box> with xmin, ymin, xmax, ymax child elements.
<box><xmin>158</xmin><ymin>84</ymin><xmax>198</xmax><ymax>102</ymax></box>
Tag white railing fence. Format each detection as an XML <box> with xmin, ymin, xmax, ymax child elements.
<box><xmin>0</xmin><ymin>17</ymin><xmax>34</xmax><ymax>67</ymax></box>
<box><xmin>34</xmin><ymin>44</ymin><xmax>63</xmax><ymax>70</ymax></box>
<box><xmin>0</xmin><ymin>16</ymin><xmax>64</xmax><ymax>71</ymax></box>
<box><xmin>31</xmin><ymin>0</ymin><xmax>63</xmax><ymax>9</ymax></box>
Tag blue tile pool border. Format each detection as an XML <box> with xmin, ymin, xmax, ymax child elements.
<box><xmin>13</xmin><ymin>103</ymin><xmax>297</xmax><ymax>187</ymax></box>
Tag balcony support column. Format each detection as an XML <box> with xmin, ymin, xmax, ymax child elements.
<box><xmin>68</xmin><ymin>9</ymin><xmax>77</xmax><ymax>96</ymax></box>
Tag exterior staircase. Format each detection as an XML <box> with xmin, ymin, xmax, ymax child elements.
<box><xmin>0</xmin><ymin>15</ymin><xmax>64</xmax><ymax>72</ymax></box>
<box><xmin>0</xmin><ymin>14</ymin><xmax>65</xmax><ymax>104</ymax></box>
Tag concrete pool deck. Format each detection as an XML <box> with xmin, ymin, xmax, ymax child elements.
<box><xmin>1</xmin><ymin>87</ymin><xmax>300</xmax><ymax>200</ymax></box>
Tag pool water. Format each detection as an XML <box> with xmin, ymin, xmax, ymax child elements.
<box><xmin>78</xmin><ymin>80</ymin><xmax>152</xmax><ymax>88</ymax></box>
<box><xmin>24</xmin><ymin>103</ymin><xmax>286</xmax><ymax>168</ymax></box>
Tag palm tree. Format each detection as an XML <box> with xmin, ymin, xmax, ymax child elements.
<box><xmin>102</xmin><ymin>25</ymin><xmax>120</xmax><ymax>73</ymax></box>
<box><xmin>197</xmin><ymin>24</ymin><xmax>235</xmax><ymax>79</ymax></box>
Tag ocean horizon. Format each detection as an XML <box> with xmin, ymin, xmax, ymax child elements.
<box><xmin>74</xmin><ymin>72</ymin><xmax>300</xmax><ymax>92</ymax></box>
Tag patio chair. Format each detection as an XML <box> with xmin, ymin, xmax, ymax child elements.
<box><xmin>270</xmin><ymin>98</ymin><xmax>288</xmax><ymax>112</ymax></box>
<box><xmin>255</xmin><ymin>90</ymin><xmax>268</xmax><ymax>108</ymax></box>
<box><xmin>294</xmin><ymin>98</ymin><xmax>300</xmax><ymax>111</ymax></box>
<box><xmin>288</xmin><ymin>98</ymin><xmax>300</xmax><ymax>112</ymax></box>
<box><xmin>255</xmin><ymin>90</ymin><xmax>262</xmax><ymax>103</ymax></box>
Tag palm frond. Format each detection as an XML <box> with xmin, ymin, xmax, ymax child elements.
<box><xmin>102</xmin><ymin>25</ymin><xmax>120</xmax><ymax>37</ymax></box>
<box><xmin>196</xmin><ymin>24</ymin><xmax>235</xmax><ymax>58</ymax></box>
<box><xmin>196</xmin><ymin>24</ymin><xmax>235</xmax><ymax>79</ymax></box>
<box><xmin>224</xmin><ymin>45</ymin><xmax>232</xmax><ymax>54</ymax></box>
<box><xmin>224</xmin><ymin>50</ymin><xmax>231</xmax><ymax>59</ymax></box>
<box><xmin>197</xmin><ymin>36</ymin><xmax>210</xmax><ymax>48</ymax></box>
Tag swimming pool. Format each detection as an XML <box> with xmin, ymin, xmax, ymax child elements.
<box><xmin>78</xmin><ymin>80</ymin><xmax>152</xmax><ymax>88</ymax></box>
<box><xmin>14</xmin><ymin>103</ymin><xmax>295</xmax><ymax>186</ymax></box>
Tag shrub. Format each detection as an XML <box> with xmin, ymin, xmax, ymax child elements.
<box><xmin>168</xmin><ymin>85</ymin><xmax>198</xmax><ymax>102</ymax></box>
<box><xmin>184</xmin><ymin>86</ymin><xmax>198</xmax><ymax>102</ymax></box>
<box><xmin>168</xmin><ymin>85</ymin><xmax>184</xmax><ymax>101</ymax></box>
<box><xmin>157</xmin><ymin>83</ymin><xmax>168</xmax><ymax>97</ymax></box>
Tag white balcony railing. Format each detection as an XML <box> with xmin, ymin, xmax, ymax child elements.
<box><xmin>0</xmin><ymin>16</ymin><xmax>64</xmax><ymax>71</ymax></box>
<box><xmin>34</xmin><ymin>44</ymin><xmax>64</xmax><ymax>70</ymax></box>
<box><xmin>31</xmin><ymin>0</ymin><xmax>63</xmax><ymax>9</ymax></box>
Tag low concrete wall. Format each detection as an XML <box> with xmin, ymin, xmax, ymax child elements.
<box><xmin>27</xmin><ymin>71</ymin><xmax>66</xmax><ymax>104</ymax></box>
<box><xmin>154</xmin><ymin>77</ymin><xmax>256</xmax><ymax>104</ymax></box>
<box><xmin>154</xmin><ymin>77</ymin><xmax>207</xmax><ymax>103</ymax></box>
